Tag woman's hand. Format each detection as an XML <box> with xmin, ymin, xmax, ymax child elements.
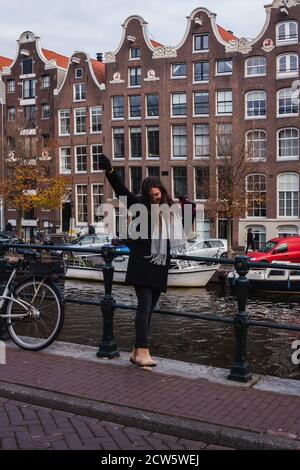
<box><xmin>98</xmin><ymin>154</ymin><xmax>112</xmax><ymax>172</ymax></box>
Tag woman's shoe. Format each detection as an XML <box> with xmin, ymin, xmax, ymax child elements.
<box><xmin>129</xmin><ymin>348</ymin><xmax>137</xmax><ymax>364</ymax></box>
<box><xmin>135</xmin><ymin>348</ymin><xmax>157</xmax><ymax>368</ymax></box>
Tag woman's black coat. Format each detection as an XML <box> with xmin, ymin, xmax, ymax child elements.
<box><xmin>106</xmin><ymin>170</ymin><xmax>171</xmax><ymax>292</ymax></box>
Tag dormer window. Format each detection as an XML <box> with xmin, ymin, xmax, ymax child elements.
<box><xmin>130</xmin><ymin>48</ymin><xmax>140</xmax><ymax>60</ymax></box>
<box><xmin>75</xmin><ymin>68</ymin><xmax>83</xmax><ymax>79</ymax></box>
<box><xmin>276</xmin><ymin>21</ymin><xmax>298</xmax><ymax>45</ymax></box>
<box><xmin>22</xmin><ymin>58</ymin><xmax>33</xmax><ymax>75</ymax></box>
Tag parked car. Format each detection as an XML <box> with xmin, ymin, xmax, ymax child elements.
<box><xmin>186</xmin><ymin>238</ymin><xmax>228</xmax><ymax>258</ymax></box>
<box><xmin>0</xmin><ymin>231</ymin><xmax>21</xmax><ymax>245</ymax></box>
<box><xmin>247</xmin><ymin>236</ymin><xmax>300</xmax><ymax>264</ymax></box>
<box><xmin>68</xmin><ymin>233</ymin><xmax>123</xmax><ymax>256</ymax></box>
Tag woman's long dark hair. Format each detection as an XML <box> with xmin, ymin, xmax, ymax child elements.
<box><xmin>140</xmin><ymin>177</ymin><xmax>173</xmax><ymax>207</ymax></box>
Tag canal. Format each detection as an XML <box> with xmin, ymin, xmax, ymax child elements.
<box><xmin>61</xmin><ymin>280</ymin><xmax>300</xmax><ymax>380</ymax></box>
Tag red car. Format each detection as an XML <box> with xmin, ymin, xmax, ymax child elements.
<box><xmin>247</xmin><ymin>236</ymin><xmax>300</xmax><ymax>263</ymax></box>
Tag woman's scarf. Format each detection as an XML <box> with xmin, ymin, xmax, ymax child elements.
<box><xmin>144</xmin><ymin>204</ymin><xmax>189</xmax><ymax>266</ymax></box>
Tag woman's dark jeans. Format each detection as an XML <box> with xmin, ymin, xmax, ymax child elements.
<box><xmin>134</xmin><ymin>286</ymin><xmax>161</xmax><ymax>348</ymax></box>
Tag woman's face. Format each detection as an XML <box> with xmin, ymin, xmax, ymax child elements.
<box><xmin>149</xmin><ymin>187</ymin><xmax>162</xmax><ymax>204</ymax></box>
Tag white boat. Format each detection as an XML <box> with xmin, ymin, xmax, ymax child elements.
<box><xmin>228</xmin><ymin>261</ymin><xmax>300</xmax><ymax>293</ymax></box>
<box><xmin>65</xmin><ymin>255</ymin><xmax>219</xmax><ymax>288</ymax></box>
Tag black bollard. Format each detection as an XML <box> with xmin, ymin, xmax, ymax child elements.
<box><xmin>97</xmin><ymin>248</ymin><xmax>120</xmax><ymax>359</ymax></box>
<box><xmin>228</xmin><ymin>256</ymin><xmax>252</xmax><ymax>383</ymax></box>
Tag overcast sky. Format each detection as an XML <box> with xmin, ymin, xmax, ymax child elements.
<box><xmin>1</xmin><ymin>0</ymin><xmax>269</xmax><ymax>59</ymax></box>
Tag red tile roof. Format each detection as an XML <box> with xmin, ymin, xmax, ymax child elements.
<box><xmin>42</xmin><ymin>49</ymin><xmax>69</xmax><ymax>69</ymax></box>
<box><xmin>217</xmin><ymin>25</ymin><xmax>237</xmax><ymax>42</ymax></box>
<box><xmin>150</xmin><ymin>39</ymin><xmax>162</xmax><ymax>48</ymax></box>
<box><xmin>91</xmin><ymin>59</ymin><xmax>105</xmax><ymax>83</ymax></box>
<box><xmin>0</xmin><ymin>56</ymin><xmax>13</xmax><ymax>70</ymax></box>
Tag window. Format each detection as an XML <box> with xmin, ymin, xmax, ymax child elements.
<box><xmin>114</xmin><ymin>166</ymin><xmax>125</xmax><ymax>184</ymax></box>
<box><xmin>278</xmin><ymin>128</ymin><xmax>299</xmax><ymax>160</ymax></box>
<box><xmin>74</xmin><ymin>83</ymin><xmax>86</xmax><ymax>101</ymax></box>
<box><xmin>194</xmin><ymin>92</ymin><xmax>209</xmax><ymax>116</ymax></box>
<box><xmin>59</xmin><ymin>109</ymin><xmax>70</xmax><ymax>135</ymax></box>
<box><xmin>22</xmin><ymin>59</ymin><xmax>33</xmax><ymax>75</ymax></box>
<box><xmin>276</xmin><ymin>21</ymin><xmax>298</xmax><ymax>44</ymax></box>
<box><xmin>42</xmin><ymin>103</ymin><xmax>50</xmax><ymax>119</ymax></box>
<box><xmin>194</xmin><ymin>34</ymin><xmax>209</xmax><ymax>52</ymax></box>
<box><xmin>91</xmin><ymin>144</ymin><xmax>103</xmax><ymax>172</ymax></box>
<box><xmin>7</xmin><ymin>80</ymin><xmax>15</xmax><ymax>93</ymax></box>
<box><xmin>217</xmin><ymin>124</ymin><xmax>233</xmax><ymax>158</ymax></box>
<box><xmin>194</xmin><ymin>61</ymin><xmax>209</xmax><ymax>82</ymax></box>
<box><xmin>277</xmin><ymin>54</ymin><xmax>298</xmax><ymax>78</ymax></box>
<box><xmin>23</xmin><ymin>79</ymin><xmax>36</xmax><ymax>99</ymax></box>
<box><xmin>74</xmin><ymin>108</ymin><xmax>86</xmax><ymax>134</ymax></box>
<box><xmin>75</xmin><ymin>68</ymin><xmax>83</xmax><ymax>79</ymax></box>
<box><xmin>129</xmin><ymin>95</ymin><xmax>141</xmax><ymax>118</ymax></box>
<box><xmin>146</xmin><ymin>94</ymin><xmax>159</xmax><ymax>117</ymax></box>
<box><xmin>216</xmin><ymin>59</ymin><xmax>233</xmax><ymax>75</ymax></box>
<box><xmin>75</xmin><ymin>146</ymin><xmax>87</xmax><ymax>173</ymax></box>
<box><xmin>23</xmin><ymin>106</ymin><xmax>36</xmax><ymax>127</ymax></box>
<box><xmin>129</xmin><ymin>67</ymin><xmax>141</xmax><ymax>87</ymax></box>
<box><xmin>245</xmin><ymin>57</ymin><xmax>266</xmax><ymax>77</ymax></box>
<box><xmin>172</xmin><ymin>126</ymin><xmax>187</xmax><ymax>158</ymax></box>
<box><xmin>195</xmin><ymin>167</ymin><xmax>209</xmax><ymax>200</ymax></box>
<box><xmin>247</xmin><ymin>225</ymin><xmax>266</xmax><ymax>250</ymax></box>
<box><xmin>92</xmin><ymin>184</ymin><xmax>104</xmax><ymax>223</ymax></box>
<box><xmin>130</xmin><ymin>48</ymin><xmax>140</xmax><ymax>59</ymax></box>
<box><xmin>277</xmin><ymin>173</ymin><xmax>299</xmax><ymax>217</ymax></box>
<box><xmin>171</xmin><ymin>63</ymin><xmax>187</xmax><ymax>78</ymax></box>
<box><xmin>194</xmin><ymin>125</ymin><xmax>209</xmax><ymax>159</ymax></box>
<box><xmin>59</xmin><ymin>147</ymin><xmax>71</xmax><ymax>174</ymax></box>
<box><xmin>76</xmin><ymin>185</ymin><xmax>88</xmax><ymax>224</ymax></box>
<box><xmin>278</xmin><ymin>225</ymin><xmax>299</xmax><ymax>237</ymax></box>
<box><xmin>41</xmin><ymin>75</ymin><xmax>50</xmax><ymax>89</ymax></box>
<box><xmin>130</xmin><ymin>167</ymin><xmax>142</xmax><ymax>195</ymax></box>
<box><xmin>246</xmin><ymin>174</ymin><xmax>267</xmax><ymax>217</ymax></box>
<box><xmin>277</xmin><ymin>88</ymin><xmax>298</xmax><ymax>117</ymax></box>
<box><xmin>172</xmin><ymin>93</ymin><xmax>187</xmax><ymax>116</ymax></box>
<box><xmin>147</xmin><ymin>166</ymin><xmax>160</xmax><ymax>177</ymax></box>
<box><xmin>147</xmin><ymin>126</ymin><xmax>159</xmax><ymax>158</ymax></box>
<box><xmin>112</xmin><ymin>96</ymin><xmax>124</xmax><ymax>119</ymax></box>
<box><xmin>217</xmin><ymin>90</ymin><xmax>232</xmax><ymax>116</ymax></box>
<box><xmin>246</xmin><ymin>130</ymin><xmax>267</xmax><ymax>161</ymax></box>
<box><xmin>245</xmin><ymin>91</ymin><xmax>266</xmax><ymax>118</ymax></box>
<box><xmin>113</xmin><ymin>128</ymin><xmax>125</xmax><ymax>158</ymax></box>
<box><xmin>173</xmin><ymin>167</ymin><xmax>187</xmax><ymax>198</ymax></box>
<box><xmin>7</xmin><ymin>107</ymin><xmax>16</xmax><ymax>122</ymax></box>
<box><xmin>90</xmin><ymin>106</ymin><xmax>102</xmax><ymax>133</ymax></box>
<box><xmin>130</xmin><ymin>127</ymin><xmax>142</xmax><ymax>158</ymax></box>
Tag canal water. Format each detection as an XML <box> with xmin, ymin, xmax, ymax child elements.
<box><xmin>61</xmin><ymin>280</ymin><xmax>300</xmax><ymax>380</ymax></box>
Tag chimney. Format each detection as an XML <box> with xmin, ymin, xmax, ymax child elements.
<box><xmin>96</xmin><ymin>52</ymin><xmax>103</xmax><ymax>62</ymax></box>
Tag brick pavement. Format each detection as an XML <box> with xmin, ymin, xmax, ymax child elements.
<box><xmin>0</xmin><ymin>397</ymin><xmax>228</xmax><ymax>450</ymax></box>
<box><xmin>0</xmin><ymin>347</ymin><xmax>299</xmax><ymax>448</ymax></box>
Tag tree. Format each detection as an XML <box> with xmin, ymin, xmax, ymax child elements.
<box><xmin>0</xmin><ymin>114</ymin><xmax>69</xmax><ymax>238</ymax></box>
<box><xmin>203</xmin><ymin>124</ymin><xmax>265</xmax><ymax>257</ymax></box>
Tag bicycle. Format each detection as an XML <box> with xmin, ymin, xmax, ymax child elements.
<box><xmin>0</xmin><ymin>249</ymin><xmax>64</xmax><ymax>351</ymax></box>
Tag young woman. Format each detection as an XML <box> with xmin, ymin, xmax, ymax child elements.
<box><xmin>99</xmin><ymin>154</ymin><xmax>188</xmax><ymax>368</ymax></box>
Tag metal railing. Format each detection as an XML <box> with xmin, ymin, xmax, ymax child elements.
<box><xmin>2</xmin><ymin>242</ymin><xmax>300</xmax><ymax>383</ymax></box>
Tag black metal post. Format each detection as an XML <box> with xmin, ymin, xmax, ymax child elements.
<box><xmin>97</xmin><ymin>248</ymin><xmax>120</xmax><ymax>358</ymax></box>
<box><xmin>228</xmin><ymin>256</ymin><xmax>252</xmax><ymax>383</ymax></box>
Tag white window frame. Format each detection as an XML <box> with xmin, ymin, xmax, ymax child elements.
<box><xmin>129</xmin><ymin>47</ymin><xmax>141</xmax><ymax>60</ymax></box>
<box><xmin>246</xmin><ymin>174</ymin><xmax>267</xmax><ymax>218</ymax></box>
<box><xmin>193</xmin><ymin>91</ymin><xmax>210</xmax><ymax>117</ymax></box>
<box><xmin>277</xmin><ymin>88</ymin><xmax>299</xmax><ymax>118</ymax></box>
<box><xmin>245</xmin><ymin>130</ymin><xmax>267</xmax><ymax>161</ymax></box>
<box><xmin>90</xmin><ymin>106</ymin><xmax>102</xmax><ymax>134</ymax></box>
<box><xmin>276</xmin><ymin>21</ymin><xmax>298</xmax><ymax>46</ymax></box>
<box><xmin>277</xmin><ymin>53</ymin><xmax>299</xmax><ymax>79</ymax></box>
<box><xmin>91</xmin><ymin>144</ymin><xmax>103</xmax><ymax>173</ymax></box>
<box><xmin>75</xmin><ymin>184</ymin><xmax>88</xmax><ymax>225</ymax></box>
<box><xmin>73</xmin><ymin>83</ymin><xmax>86</xmax><ymax>102</ymax></box>
<box><xmin>171</xmin><ymin>92</ymin><xmax>187</xmax><ymax>118</ymax></box>
<box><xmin>245</xmin><ymin>90</ymin><xmax>267</xmax><ymax>120</ymax></box>
<box><xmin>277</xmin><ymin>172</ymin><xmax>299</xmax><ymax>218</ymax></box>
<box><xmin>128</xmin><ymin>95</ymin><xmax>141</xmax><ymax>119</ymax></box>
<box><xmin>7</xmin><ymin>107</ymin><xmax>16</xmax><ymax>122</ymax></box>
<box><xmin>171</xmin><ymin>125</ymin><xmax>187</xmax><ymax>160</ymax></box>
<box><xmin>128</xmin><ymin>67</ymin><xmax>141</xmax><ymax>88</ymax></box>
<box><xmin>112</xmin><ymin>128</ymin><xmax>125</xmax><ymax>160</ymax></box>
<box><xmin>58</xmin><ymin>109</ymin><xmax>70</xmax><ymax>136</ymax></box>
<box><xmin>216</xmin><ymin>59</ymin><xmax>233</xmax><ymax>76</ymax></box>
<box><xmin>91</xmin><ymin>184</ymin><xmax>104</xmax><ymax>224</ymax></box>
<box><xmin>277</xmin><ymin>128</ymin><xmax>299</xmax><ymax>161</ymax></box>
<box><xmin>145</xmin><ymin>94</ymin><xmax>159</xmax><ymax>119</ymax></box>
<box><xmin>193</xmin><ymin>124</ymin><xmax>210</xmax><ymax>160</ymax></box>
<box><xmin>193</xmin><ymin>61</ymin><xmax>209</xmax><ymax>84</ymax></box>
<box><xmin>41</xmin><ymin>103</ymin><xmax>50</xmax><ymax>120</ymax></box>
<box><xmin>171</xmin><ymin>63</ymin><xmax>187</xmax><ymax>80</ymax></box>
<box><xmin>111</xmin><ymin>96</ymin><xmax>125</xmax><ymax>120</ymax></box>
<box><xmin>7</xmin><ymin>80</ymin><xmax>16</xmax><ymax>93</ymax></box>
<box><xmin>146</xmin><ymin>126</ymin><xmax>160</xmax><ymax>159</ymax></box>
<box><xmin>278</xmin><ymin>225</ymin><xmax>299</xmax><ymax>237</ymax></box>
<box><xmin>193</xmin><ymin>34</ymin><xmax>209</xmax><ymax>53</ymax></box>
<box><xmin>216</xmin><ymin>90</ymin><xmax>233</xmax><ymax>116</ymax></box>
<box><xmin>74</xmin><ymin>108</ymin><xmax>86</xmax><ymax>135</ymax></box>
<box><xmin>172</xmin><ymin>166</ymin><xmax>188</xmax><ymax>200</ymax></box>
<box><xmin>75</xmin><ymin>68</ymin><xmax>83</xmax><ymax>79</ymax></box>
<box><xmin>129</xmin><ymin>127</ymin><xmax>142</xmax><ymax>160</ymax></box>
<box><xmin>245</xmin><ymin>57</ymin><xmax>266</xmax><ymax>78</ymax></box>
<box><xmin>75</xmin><ymin>145</ymin><xmax>87</xmax><ymax>174</ymax></box>
<box><xmin>59</xmin><ymin>147</ymin><xmax>71</xmax><ymax>174</ymax></box>
<box><xmin>41</xmin><ymin>75</ymin><xmax>50</xmax><ymax>89</ymax></box>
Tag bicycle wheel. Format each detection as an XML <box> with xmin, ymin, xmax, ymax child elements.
<box><xmin>6</xmin><ymin>279</ymin><xmax>64</xmax><ymax>351</ymax></box>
